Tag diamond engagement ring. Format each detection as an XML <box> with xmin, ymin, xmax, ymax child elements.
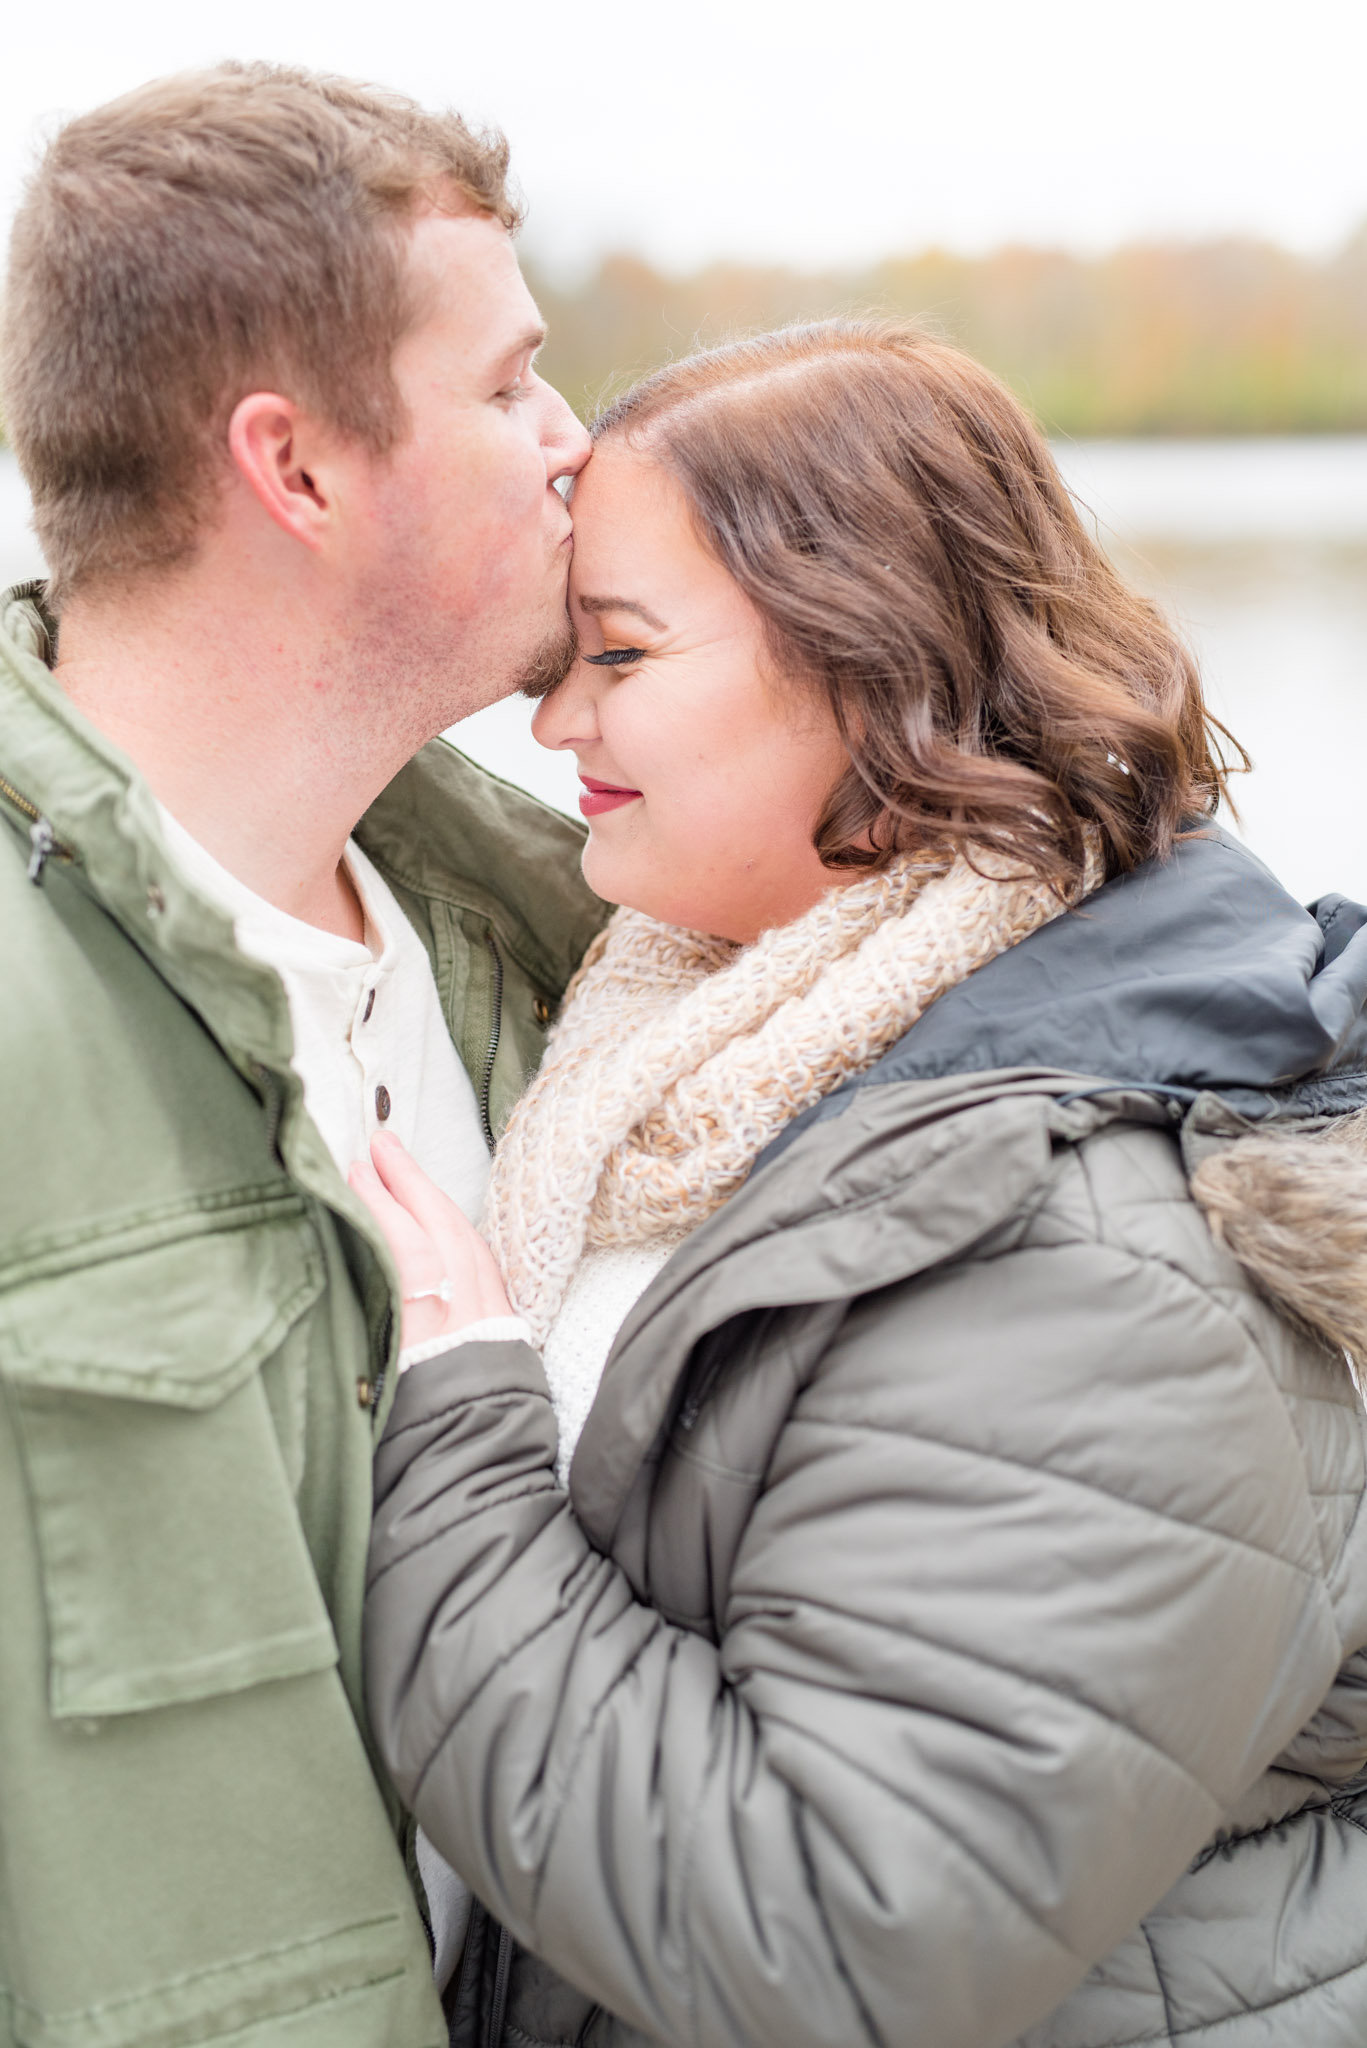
<box><xmin>404</xmin><ymin>1280</ymin><xmax>452</xmax><ymax>1304</ymax></box>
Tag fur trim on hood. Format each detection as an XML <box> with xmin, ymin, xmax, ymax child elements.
<box><xmin>1192</xmin><ymin>1109</ymin><xmax>1367</xmax><ymax>1376</ymax></box>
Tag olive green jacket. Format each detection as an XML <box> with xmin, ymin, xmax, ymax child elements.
<box><xmin>0</xmin><ymin>584</ymin><xmax>608</xmax><ymax>2048</ymax></box>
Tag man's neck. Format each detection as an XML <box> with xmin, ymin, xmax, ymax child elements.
<box><xmin>54</xmin><ymin>583</ymin><xmax>403</xmax><ymax>942</ymax></box>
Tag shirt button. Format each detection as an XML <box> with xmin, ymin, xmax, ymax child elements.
<box><xmin>362</xmin><ymin>988</ymin><xmax>375</xmax><ymax>1023</ymax></box>
<box><xmin>374</xmin><ymin>1084</ymin><xmax>392</xmax><ymax>1122</ymax></box>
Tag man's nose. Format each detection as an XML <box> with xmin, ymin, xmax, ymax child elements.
<box><xmin>541</xmin><ymin>381</ymin><xmax>591</xmax><ymax>483</ymax></box>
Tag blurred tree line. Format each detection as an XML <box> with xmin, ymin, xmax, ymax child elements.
<box><xmin>525</xmin><ymin>228</ymin><xmax>1367</xmax><ymax>435</ymax></box>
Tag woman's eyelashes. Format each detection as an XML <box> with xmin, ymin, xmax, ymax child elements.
<box><xmin>583</xmin><ymin>647</ymin><xmax>646</xmax><ymax>668</ymax></box>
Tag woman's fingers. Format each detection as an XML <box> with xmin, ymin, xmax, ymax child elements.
<box><xmin>367</xmin><ymin>1132</ymin><xmax>517</xmax><ymax>1327</ymax></box>
<box><xmin>369</xmin><ymin>1128</ymin><xmax>468</xmax><ymax>1244</ymax></box>
<box><xmin>347</xmin><ymin>1158</ymin><xmax>451</xmax><ymax>1347</ymax></box>
<box><xmin>369</xmin><ymin>1132</ymin><xmax>492</xmax><ymax>1299</ymax></box>
<box><xmin>347</xmin><ymin>1158</ymin><xmax>433</xmax><ymax>1272</ymax></box>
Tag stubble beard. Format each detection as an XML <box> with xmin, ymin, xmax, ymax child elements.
<box><xmin>514</xmin><ymin>608</ymin><xmax>578</xmax><ymax>701</ymax></box>
<box><xmin>332</xmin><ymin>574</ymin><xmax>578</xmax><ymax>767</ymax></box>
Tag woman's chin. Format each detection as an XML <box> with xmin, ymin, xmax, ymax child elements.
<box><xmin>583</xmin><ymin>844</ymin><xmax>691</xmax><ymax>929</ymax></box>
<box><xmin>580</xmin><ymin>839</ymin><xmax>635</xmax><ymax>913</ymax></box>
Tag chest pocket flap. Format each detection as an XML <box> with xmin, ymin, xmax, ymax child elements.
<box><xmin>0</xmin><ymin>1208</ymin><xmax>338</xmax><ymax>1719</ymax></box>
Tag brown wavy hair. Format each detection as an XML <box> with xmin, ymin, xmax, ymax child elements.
<box><xmin>2</xmin><ymin>63</ymin><xmax>519</xmax><ymax>603</ymax></box>
<box><xmin>593</xmin><ymin>321</ymin><xmax>1244</xmax><ymax>889</ymax></box>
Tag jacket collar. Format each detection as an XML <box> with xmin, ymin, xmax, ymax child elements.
<box><xmin>571</xmin><ymin>1064</ymin><xmax>1156</xmax><ymax>1548</ymax></box>
<box><xmin>859</xmin><ymin>827</ymin><xmax>1367</xmax><ymax>1109</ymax></box>
<box><xmin>0</xmin><ymin>581</ymin><xmax>605</xmax><ymax>1073</ymax></box>
<box><xmin>762</xmin><ymin>828</ymin><xmax>1367</xmax><ymax>1178</ymax></box>
<box><xmin>0</xmin><ymin>582</ymin><xmax>295</xmax><ymax>1070</ymax></box>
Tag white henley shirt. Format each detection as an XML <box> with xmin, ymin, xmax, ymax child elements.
<box><xmin>157</xmin><ymin>808</ymin><xmax>492</xmax><ymax>1219</ymax></box>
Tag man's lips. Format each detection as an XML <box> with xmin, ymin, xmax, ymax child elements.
<box><xmin>579</xmin><ymin>774</ymin><xmax>642</xmax><ymax>818</ymax></box>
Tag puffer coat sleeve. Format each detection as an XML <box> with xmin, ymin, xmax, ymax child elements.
<box><xmin>364</xmin><ymin>1123</ymin><xmax>1353</xmax><ymax>2048</ymax></box>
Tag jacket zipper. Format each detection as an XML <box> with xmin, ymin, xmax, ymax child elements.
<box><xmin>0</xmin><ymin>771</ymin><xmax>74</xmax><ymax>886</ymax></box>
<box><xmin>448</xmin><ymin>1898</ymin><xmax>487</xmax><ymax>2042</ymax></box>
<box><xmin>678</xmin><ymin>1369</ymin><xmax>721</xmax><ymax>1434</ymax></box>
<box><xmin>678</xmin><ymin>1308</ymin><xmax>779</xmax><ymax>1432</ymax></box>
<box><xmin>368</xmin><ymin>1307</ymin><xmax>393</xmax><ymax>1418</ymax></box>
<box><xmin>250</xmin><ymin>1061</ymin><xmax>284</xmax><ymax>1157</ymax></box>
<box><xmin>678</xmin><ymin>1329</ymin><xmax>736</xmax><ymax>1431</ymax></box>
<box><xmin>487</xmin><ymin>1925</ymin><xmax>513</xmax><ymax>2047</ymax></box>
<box><xmin>478</xmin><ymin>932</ymin><xmax>504</xmax><ymax>1153</ymax></box>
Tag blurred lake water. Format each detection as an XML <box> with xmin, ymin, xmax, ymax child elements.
<box><xmin>2</xmin><ymin>438</ymin><xmax>1363</xmax><ymax>904</ymax></box>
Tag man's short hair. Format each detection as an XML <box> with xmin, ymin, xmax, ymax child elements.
<box><xmin>1</xmin><ymin>63</ymin><xmax>520</xmax><ymax>603</ymax></box>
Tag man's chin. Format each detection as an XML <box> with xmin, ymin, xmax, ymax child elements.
<box><xmin>515</xmin><ymin>613</ymin><xmax>578</xmax><ymax>701</ymax></box>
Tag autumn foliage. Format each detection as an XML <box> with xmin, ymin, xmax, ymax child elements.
<box><xmin>526</xmin><ymin>230</ymin><xmax>1367</xmax><ymax>436</ymax></box>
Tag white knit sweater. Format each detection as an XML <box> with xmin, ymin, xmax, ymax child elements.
<box><xmin>541</xmin><ymin>1233</ymin><xmax>690</xmax><ymax>1485</ymax></box>
<box><xmin>485</xmin><ymin>847</ymin><xmax>1100</xmax><ymax>1358</ymax></box>
<box><xmin>402</xmin><ymin>1235</ymin><xmax>693</xmax><ymax>1486</ymax></box>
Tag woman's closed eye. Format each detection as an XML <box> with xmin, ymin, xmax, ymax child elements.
<box><xmin>583</xmin><ymin>647</ymin><xmax>646</xmax><ymax>668</ymax></box>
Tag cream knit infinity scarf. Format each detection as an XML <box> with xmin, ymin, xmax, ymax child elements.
<box><xmin>485</xmin><ymin>845</ymin><xmax>1102</xmax><ymax>1346</ymax></box>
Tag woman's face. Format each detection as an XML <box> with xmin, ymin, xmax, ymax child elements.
<box><xmin>533</xmin><ymin>439</ymin><xmax>852</xmax><ymax>943</ymax></box>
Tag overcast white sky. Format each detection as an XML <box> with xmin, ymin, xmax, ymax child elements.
<box><xmin>4</xmin><ymin>0</ymin><xmax>1366</xmax><ymax>275</ymax></box>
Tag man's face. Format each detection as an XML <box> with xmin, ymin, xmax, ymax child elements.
<box><xmin>342</xmin><ymin>208</ymin><xmax>589</xmax><ymax>735</ymax></box>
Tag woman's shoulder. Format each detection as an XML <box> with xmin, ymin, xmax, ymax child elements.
<box><xmin>805</xmin><ymin>1088</ymin><xmax>1367</xmax><ymax>1597</ymax></box>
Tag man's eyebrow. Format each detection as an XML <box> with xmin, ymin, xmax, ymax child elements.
<box><xmin>493</xmin><ymin>324</ymin><xmax>547</xmax><ymax>368</ymax></box>
<box><xmin>576</xmin><ymin>595</ymin><xmax>668</xmax><ymax>632</ymax></box>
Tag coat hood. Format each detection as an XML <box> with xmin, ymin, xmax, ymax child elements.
<box><xmin>761</xmin><ymin>825</ymin><xmax>1367</xmax><ymax>1378</ymax></box>
<box><xmin>781</xmin><ymin>825</ymin><xmax>1367</xmax><ymax>1148</ymax></box>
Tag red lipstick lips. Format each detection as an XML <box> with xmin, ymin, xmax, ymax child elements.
<box><xmin>579</xmin><ymin>774</ymin><xmax>642</xmax><ymax>818</ymax></box>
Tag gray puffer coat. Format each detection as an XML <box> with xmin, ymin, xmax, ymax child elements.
<box><xmin>366</xmin><ymin>830</ymin><xmax>1367</xmax><ymax>2048</ymax></box>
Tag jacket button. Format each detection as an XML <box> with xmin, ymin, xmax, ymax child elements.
<box><xmin>356</xmin><ymin>1377</ymin><xmax>375</xmax><ymax>1410</ymax></box>
<box><xmin>362</xmin><ymin>988</ymin><xmax>375</xmax><ymax>1024</ymax></box>
<box><xmin>374</xmin><ymin>1084</ymin><xmax>391</xmax><ymax>1121</ymax></box>
<box><xmin>534</xmin><ymin>997</ymin><xmax>552</xmax><ymax>1026</ymax></box>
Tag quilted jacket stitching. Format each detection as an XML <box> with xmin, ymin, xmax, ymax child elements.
<box><xmin>1139</xmin><ymin>1921</ymin><xmax>1178</xmax><ymax>2048</ymax></box>
<box><xmin>743</xmin><ymin>1703</ymin><xmax>1093</xmax><ymax>1975</ymax></box>
<box><xmin>785</xmin><ymin>1413</ymin><xmax>1320</xmax><ymax>1586</ymax></box>
<box><xmin>751</xmin><ymin>1597</ymin><xmax>1224</xmax><ymax>1814</ymax></box>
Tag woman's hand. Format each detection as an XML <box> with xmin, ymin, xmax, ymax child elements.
<box><xmin>347</xmin><ymin>1130</ymin><xmax>515</xmax><ymax>1349</ymax></box>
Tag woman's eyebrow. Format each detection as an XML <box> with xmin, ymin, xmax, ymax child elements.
<box><xmin>575</xmin><ymin>595</ymin><xmax>667</xmax><ymax>632</ymax></box>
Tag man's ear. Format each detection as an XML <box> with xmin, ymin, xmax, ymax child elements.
<box><xmin>227</xmin><ymin>393</ymin><xmax>334</xmax><ymax>550</ymax></box>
